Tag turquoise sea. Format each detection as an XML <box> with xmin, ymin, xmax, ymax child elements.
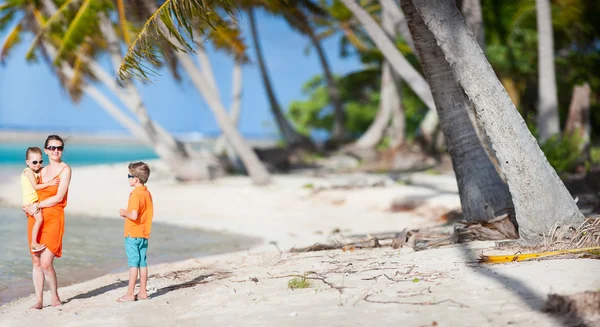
<box><xmin>0</xmin><ymin>142</ymin><xmax>159</xmax><ymax>167</ymax></box>
<box><xmin>0</xmin><ymin>141</ymin><xmax>257</xmax><ymax>305</ymax></box>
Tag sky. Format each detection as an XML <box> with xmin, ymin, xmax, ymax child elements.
<box><xmin>0</xmin><ymin>10</ymin><xmax>363</xmax><ymax>141</ymax></box>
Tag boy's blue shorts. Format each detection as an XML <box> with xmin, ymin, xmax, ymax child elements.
<box><xmin>125</xmin><ymin>237</ymin><xmax>149</xmax><ymax>268</ymax></box>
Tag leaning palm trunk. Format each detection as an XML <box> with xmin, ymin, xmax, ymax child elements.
<box><xmin>352</xmin><ymin>1</ymin><xmax>404</xmax><ymax>149</ymax></box>
<box><xmin>132</xmin><ymin>1</ymin><xmax>271</xmax><ymax>185</ymax></box>
<box><xmin>40</xmin><ymin>0</ymin><xmax>216</xmax><ymax>181</ymax></box>
<box><xmin>340</xmin><ymin>0</ymin><xmax>439</xmax><ymax>150</ymax></box>
<box><xmin>175</xmin><ymin>51</ymin><xmax>271</xmax><ymax>185</ymax></box>
<box><xmin>535</xmin><ymin>0</ymin><xmax>560</xmax><ymax>143</ymax></box>
<box><xmin>411</xmin><ymin>0</ymin><xmax>583</xmax><ymax>243</ymax></box>
<box><xmin>248</xmin><ymin>8</ymin><xmax>313</xmax><ymax>148</ymax></box>
<box><xmin>459</xmin><ymin>0</ymin><xmax>485</xmax><ymax>48</ymax></box>
<box><xmin>401</xmin><ymin>0</ymin><xmax>512</xmax><ymax>222</ymax></box>
<box><xmin>306</xmin><ymin>25</ymin><xmax>346</xmax><ymax>143</ymax></box>
<box><xmin>146</xmin><ymin>26</ymin><xmax>270</xmax><ymax>184</ymax></box>
<box><xmin>458</xmin><ymin>0</ymin><xmax>504</xmax><ymax>181</ymax></box>
<box><xmin>214</xmin><ymin>59</ymin><xmax>243</xmax><ymax>161</ymax></box>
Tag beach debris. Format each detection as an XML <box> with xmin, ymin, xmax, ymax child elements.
<box><xmin>541</xmin><ymin>291</ymin><xmax>600</xmax><ymax>326</ymax></box>
<box><xmin>453</xmin><ymin>213</ymin><xmax>519</xmax><ymax>241</ymax></box>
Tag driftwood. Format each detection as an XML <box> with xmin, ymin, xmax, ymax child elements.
<box><xmin>291</xmin><ymin>213</ymin><xmax>523</xmax><ymax>253</ymax></box>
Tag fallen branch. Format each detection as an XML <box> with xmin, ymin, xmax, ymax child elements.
<box><xmin>363</xmin><ymin>294</ymin><xmax>469</xmax><ymax>308</ymax></box>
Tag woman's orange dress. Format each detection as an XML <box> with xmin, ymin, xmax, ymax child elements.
<box><xmin>27</xmin><ymin>168</ymin><xmax>68</xmax><ymax>257</ymax></box>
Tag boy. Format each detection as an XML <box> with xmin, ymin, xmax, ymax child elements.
<box><xmin>22</xmin><ymin>147</ymin><xmax>59</xmax><ymax>252</ymax></box>
<box><xmin>117</xmin><ymin>162</ymin><xmax>154</xmax><ymax>303</ymax></box>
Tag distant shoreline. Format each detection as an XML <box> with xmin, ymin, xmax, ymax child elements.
<box><xmin>0</xmin><ymin>130</ymin><xmax>278</xmax><ymax>148</ymax></box>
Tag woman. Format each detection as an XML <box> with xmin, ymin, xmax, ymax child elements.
<box><xmin>24</xmin><ymin>135</ymin><xmax>71</xmax><ymax>309</ymax></box>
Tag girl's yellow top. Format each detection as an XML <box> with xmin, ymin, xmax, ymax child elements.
<box><xmin>21</xmin><ymin>168</ymin><xmax>39</xmax><ymax>205</ymax></box>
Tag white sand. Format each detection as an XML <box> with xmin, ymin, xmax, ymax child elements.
<box><xmin>0</xmin><ymin>161</ymin><xmax>598</xmax><ymax>326</ymax></box>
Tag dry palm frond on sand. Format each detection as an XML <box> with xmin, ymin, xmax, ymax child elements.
<box><xmin>479</xmin><ymin>217</ymin><xmax>600</xmax><ymax>264</ymax></box>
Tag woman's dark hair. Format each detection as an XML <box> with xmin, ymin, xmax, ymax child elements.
<box><xmin>44</xmin><ymin>135</ymin><xmax>65</xmax><ymax>149</ymax></box>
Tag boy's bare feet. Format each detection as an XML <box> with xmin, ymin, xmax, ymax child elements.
<box><xmin>135</xmin><ymin>293</ymin><xmax>150</xmax><ymax>301</ymax></box>
<box><xmin>116</xmin><ymin>294</ymin><xmax>135</xmax><ymax>302</ymax></box>
<box><xmin>29</xmin><ymin>301</ymin><xmax>43</xmax><ymax>310</ymax></box>
<box><xmin>51</xmin><ymin>297</ymin><xmax>62</xmax><ymax>307</ymax></box>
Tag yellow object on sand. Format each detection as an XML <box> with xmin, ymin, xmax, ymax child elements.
<box><xmin>479</xmin><ymin>246</ymin><xmax>600</xmax><ymax>263</ymax></box>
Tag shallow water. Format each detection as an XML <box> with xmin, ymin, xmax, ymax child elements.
<box><xmin>0</xmin><ymin>207</ymin><xmax>258</xmax><ymax>304</ymax></box>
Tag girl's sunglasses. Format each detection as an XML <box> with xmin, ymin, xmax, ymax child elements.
<box><xmin>46</xmin><ymin>146</ymin><xmax>64</xmax><ymax>151</ymax></box>
<box><xmin>128</xmin><ymin>174</ymin><xmax>136</xmax><ymax>179</ymax></box>
<box><xmin>30</xmin><ymin>160</ymin><xmax>43</xmax><ymax>165</ymax></box>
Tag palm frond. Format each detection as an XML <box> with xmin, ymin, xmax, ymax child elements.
<box><xmin>116</xmin><ymin>0</ymin><xmax>131</xmax><ymax>45</ymax></box>
<box><xmin>118</xmin><ymin>0</ymin><xmax>237</xmax><ymax>82</ymax></box>
<box><xmin>0</xmin><ymin>18</ymin><xmax>23</xmax><ymax>63</ymax></box>
<box><xmin>207</xmin><ymin>20</ymin><xmax>248</xmax><ymax>61</ymax></box>
<box><xmin>0</xmin><ymin>8</ymin><xmax>16</xmax><ymax>31</ymax></box>
<box><xmin>54</xmin><ymin>0</ymin><xmax>95</xmax><ymax>64</ymax></box>
<box><xmin>25</xmin><ymin>0</ymin><xmax>82</xmax><ymax>60</ymax></box>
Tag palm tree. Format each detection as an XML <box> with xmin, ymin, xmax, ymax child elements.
<box><xmin>535</xmin><ymin>0</ymin><xmax>560</xmax><ymax>143</ymax></box>
<box><xmin>246</xmin><ymin>7</ymin><xmax>314</xmax><ymax>149</ymax></box>
<box><xmin>411</xmin><ymin>0</ymin><xmax>582</xmax><ymax>243</ymax></box>
<box><xmin>128</xmin><ymin>0</ymin><xmax>271</xmax><ymax>184</ymax></box>
<box><xmin>351</xmin><ymin>0</ymin><xmax>404</xmax><ymax>150</ymax></box>
<box><xmin>400</xmin><ymin>0</ymin><xmax>512</xmax><ymax>223</ymax></box>
<box><xmin>339</xmin><ymin>0</ymin><xmax>443</xmax><ymax>152</ymax></box>
<box><xmin>1</xmin><ymin>0</ymin><xmax>222</xmax><ymax>181</ymax></box>
<box><xmin>276</xmin><ymin>3</ymin><xmax>347</xmax><ymax>143</ymax></box>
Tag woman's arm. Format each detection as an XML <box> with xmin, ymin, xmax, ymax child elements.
<box><xmin>38</xmin><ymin>166</ymin><xmax>72</xmax><ymax>209</ymax></box>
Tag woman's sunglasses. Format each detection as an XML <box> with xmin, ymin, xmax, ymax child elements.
<box><xmin>128</xmin><ymin>174</ymin><xmax>136</xmax><ymax>179</ymax></box>
<box><xmin>46</xmin><ymin>146</ymin><xmax>64</xmax><ymax>151</ymax></box>
<box><xmin>30</xmin><ymin>160</ymin><xmax>43</xmax><ymax>165</ymax></box>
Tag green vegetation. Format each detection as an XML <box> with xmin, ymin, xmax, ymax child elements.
<box><xmin>288</xmin><ymin>277</ymin><xmax>311</xmax><ymax>290</ymax></box>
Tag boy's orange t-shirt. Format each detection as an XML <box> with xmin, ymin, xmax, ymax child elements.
<box><xmin>124</xmin><ymin>185</ymin><xmax>154</xmax><ymax>238</ymax></box>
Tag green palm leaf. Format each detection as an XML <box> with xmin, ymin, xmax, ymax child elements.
<box><xmin>25</xmin><ymin>0</ymin><xmax>82</xmax><ymax>60</ymax></box>
<box><xmin>0</xmin><ymin>18</ymin><xmax>23</xmax><ymax>63</ymax></box>
<box><xmin>117</xmin><ymin>0</ymin><xmax>237</xmax><ymax>82</ymax></box>
<box><xmin>54</xmin><ymin>0</ymin><xmax>94</xmax><ymax>64</ymax></box>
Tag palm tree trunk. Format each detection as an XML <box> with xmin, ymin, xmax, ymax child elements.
<box><xmin>247</xmin><ymin>8</ymin><xmax>313</xmax><ymax>148</ymax></box>
<box><xmin>386</xmin><ymin>79</ymin><xmax>406</xmax><ymax>148</ymax></box>
<box><xmin>352</xmin><ymin>2</ymin><xmax>404</xmax><ymax>149</ymax></box>
<box><xmin>341</xmin><ymin>0</ymin><xmax>435</xmax><ymax>112</ymax></box>
<box><xmin>379</xmin><ymin>0</ymin><xmax>414</xmax><ymax>51</ymax></box>
<box><xmin>305</xmin><ymin>25</ymin><xmax>346</xmax><ymax>143</ymax></box>
<box><xmin>214</xmin><ymin>59</ymin><xmax>243</xmax><ymax>160</ymax></box>
<box><xmin>341</xmin><ymin>0</ymin><xmax>440</xmax><ymax>151</ymax></box>
<box><xmin>145</xmin><ymin>21</ymin><xmax>270</xmax><ymax>184</ymax></box>
<box><xmin>401</xmin><ymin>0</ymin><xmax>512</xmax><ymax>222</ymax></box>
<box><xmin>135</xmin><ymin>1</ymin><xmax>270</xmax><ymax>184</ymax></box>
<box><xmin>458</xmin><ymin>0</ymin><xmax>485</xmax><ymax>49</ymax></box>
<box><xmin>99</xmin><ymin>17</ymin><xmax>189</xmax><ymax>154</ymax></box>
<box><xmin>411</xmin><ymin>0</ymin><xmax>583</xmax><ymax>243</ymax></box>
<box><xmin>535</xmin><ymin>0</ymin><xmax>560</xmax><ymax>143</ymax></box>
<box><xmin>457</xmin><ymin>0</ymin><xmax>504</xmax><ymax>181</ymax></box>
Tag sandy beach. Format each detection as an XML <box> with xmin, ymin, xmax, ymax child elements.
<box><xmin>0</xmin><ymin>161</ymin><xmax>598</xmax><ymax>326</ymax></box>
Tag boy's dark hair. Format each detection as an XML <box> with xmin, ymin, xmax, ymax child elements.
<box><xmin>44</xmin><ymin>134</ymin><xmax>65</xmax><ymax>149</ymax></box>
<box><xmin>26</xmin><ymin>147</ymin><xmax>42</xmax><ymax>159</ymax></box>
<box><xmin>129</xmin><ymin>162</ymin><xmax>150</xmax><ymax>184</ymax></box>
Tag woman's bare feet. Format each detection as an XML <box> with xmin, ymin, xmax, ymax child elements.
<box><xmin>51</xmin><ymin>297</ymin><xmax>62</xmax><ymax>307</ymax></box>
<box><xmin>29</xmin><ymin>301</ymin><xmax>43</xmax><ymax>310</ymax></box>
